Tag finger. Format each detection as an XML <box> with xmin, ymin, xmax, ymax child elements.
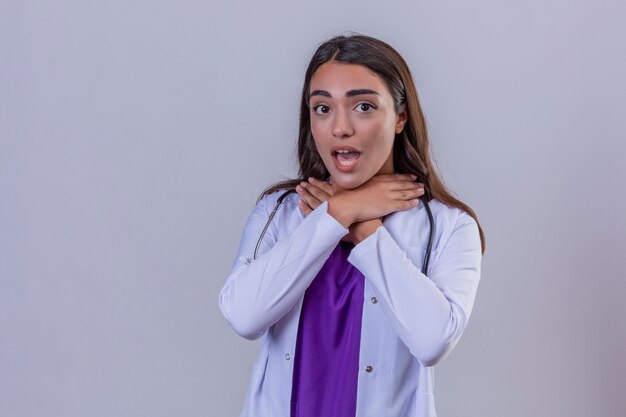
<box><xmin>296</xmin><ymin>185</ymin><xmax>321</xmax><ymax>208</ymax></box>
<box><xmin>297</xmin><ymin>183</ymin><xmax>324</xmax><ymax>206</ymax></box>
<box><xmin>394</xmin><ymin>198</ymin><xmax>421</xmax><ymax>212</ymax></box>
<box><xmin>296</xmin><ymin>184</ymin><xmax>322</xmax><ymax>208</ymax></box>
<box><xmin>308</xmin><ymin>177</ymin><xmax>334</xmax><ymax>196</ymax></box>
<box><xmin>297</xmin><ymin>198</ymin><xmax>313</xmax><ymax>216</ymax></box>
<box><xmin>389</xmin><ymin>181</ymin><xmax>425</xmax><ymax>191</ymax></box>
<box><xmin>302</xmin><ymin>180</ymin><xmax>332</xmax><ymax>202</ymax></box>
<box><xmin>393</xmin><ymin>187</ymin><xmax>426</xmax><ymax>200</ymax></box>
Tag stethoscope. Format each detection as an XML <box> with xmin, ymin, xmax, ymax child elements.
<box><xmin>253</xmin><ymin>189</ymin><xmax>436</xmax><ymax>276</ymax></box>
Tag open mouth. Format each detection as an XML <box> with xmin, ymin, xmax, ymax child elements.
<box><xmin>332</xmin><ymin>148</ymin><xmax>361</xmax><ymax>170</ymax></box>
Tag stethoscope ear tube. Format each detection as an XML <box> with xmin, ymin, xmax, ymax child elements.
<box><xmin>254</xmin><ymin>190</ymin><xmax>434</xmax><ymax>276</ymax></box>
<box><xmin>420</xmin><ymin>196</ymin><xmax>435</xmax><ymax>276</ymax></box>
<box><xmin>254</xmin><ymin>189</ymin><xmax>296</xmax><ymax>260</ymax></box>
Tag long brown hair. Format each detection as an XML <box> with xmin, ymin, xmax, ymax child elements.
<box><xmin>259</xmin><ymin>34</ymin><xmax>485</xmax><ymax>253</ymax></box>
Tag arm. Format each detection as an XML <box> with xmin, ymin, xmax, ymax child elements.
<box><xmin>347</xmin><ymin>215</ymin><xmax>482</xmax><ymax>367</ymax></box>
<box><xmin>219</xmin><ymin>195</ymin><xmax>348</xmax><ymax>340</ymax></box>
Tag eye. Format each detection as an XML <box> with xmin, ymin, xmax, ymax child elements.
<box><xmin>355</xmin><ymin>103</ymin><xmax>376</xmax><ymax>112</ymax></box>
<box><xmin>312</xmin><ymin>104</ymin><xmax>331</xmax><ymax>115</ymax></box>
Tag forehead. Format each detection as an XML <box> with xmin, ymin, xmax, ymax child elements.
<box><xmin>309</xmin><ymin>62</ymin><xmax>387</xmax><ymax>93</ymax></box>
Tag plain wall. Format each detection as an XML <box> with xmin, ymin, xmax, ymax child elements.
<box><xmin>1</xmin><ymin>1</ymin><xmax>625</xmax><ymax>416</ymax></box>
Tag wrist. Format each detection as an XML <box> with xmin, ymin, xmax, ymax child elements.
<box><xmin>352</xmin><ymin>219</ymin><xmax>383</xmax><ymax>244</ymax></box>
<box><xmin>327</xmin><ymin>196</ymin><xmax>353</xmax><ymax>228</ymax></box>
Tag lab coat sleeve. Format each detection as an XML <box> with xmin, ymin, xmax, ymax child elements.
<box><xmin>347</xmin><ymin>214</ymin><xmax>482</xmax><ymax>367</ymax></box>
<box><xmin>219</xmin><ymin>196</ymin><xmax>348</xmax><ymax>340</ymax></box>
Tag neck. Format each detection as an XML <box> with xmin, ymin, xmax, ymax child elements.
<box><xmin>375</xmin><ymin>157</ymin><xmax>395</xmax><ymax>175</ymax></box>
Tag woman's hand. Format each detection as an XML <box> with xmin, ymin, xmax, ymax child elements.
<box><xmin>328</xmin><ymin>174</ymin><xmax>425</xmax><ymax>228</ymax></box>
<box><xmin>296</xmin><ymin>175</ymin><xmax>425</xmax><ymax>244</ymax></box>
<box><xmin>295</xmin><ymin>177</ymin><xmax>334</xmax><ymax>217</ymax></box>
<box><xmin>296</xmin><ymin>177</ymin><xmax>364</xmax><ymax>243</ymax></box>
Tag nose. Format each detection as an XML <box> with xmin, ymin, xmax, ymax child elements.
<box><xmin>331</xmin><ymin>109</ymin><xmax>354</xmax><ymax>138</ymax></box>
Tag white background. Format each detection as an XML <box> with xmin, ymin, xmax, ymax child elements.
<box><xmin>1</xmin><ymin>1</ymin><xmax>625</xmax><ymax>416</ymax></box>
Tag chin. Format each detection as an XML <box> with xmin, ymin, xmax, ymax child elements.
<box><xmin>330</xmin><ymin>173</ymin><xmax>369</xmax><ymax>190</ymax></box>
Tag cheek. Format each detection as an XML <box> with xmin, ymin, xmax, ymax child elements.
<box><xmin>310</xmin><ymin>134</ymin><xmax>331</xmax><ymax>168</ymax></box>
<box><xmin>360</xmin><ymin>121</ymin><xmax>395</xmax><ymax>171</ymax></box>
<box><xmin>365</xmin><ymin>120</ymin><xmax>394</xmax><ymax>152</ymax></box>
<box><xmin>310</xmin><ymin>122</ymin><xmax>322</xmax><ymax>146</ymax></box>
<box><xmin>311</xmin><ymin>123</ymin><xmax>333</xmax><ymax>155</ymax></box>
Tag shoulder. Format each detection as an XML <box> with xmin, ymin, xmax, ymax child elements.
<box><xmin>427</xmin><ymin>198</ymin><xmax>481</xmax><ymax>261</ymax></box>
<box><xmin>240</xmin><ymin>189</ymin><xmax>299</xmax><ymax>231</ymax></box>
<box><xmin>385</xmin><ymin>197</ymin><xmax>477</xmax><ymax>256</ymax></box>
<box><xmin>427</xmin><ymin>198</ymin><xmax>477</xmax><ymax>231</ymax></box>
<box><xmin>253</xmin><ymin>188</ymin><xmax>302</xmax><ymax>229</ymax></box>
<box><xmin>256</xmin><ymin>188</ymin><xmax>299</xmax><ymax>211</ymax></box>
<box><xmin>388</xmin><ymin>197</ymin><xmax>475</xmax><ymax>235</ymax></box>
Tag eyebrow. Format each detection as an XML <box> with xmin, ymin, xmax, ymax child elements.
<box><xmin>309</xmin><ymin>89</ymin><xmax>380</xmax><ymax>100</ymax></box>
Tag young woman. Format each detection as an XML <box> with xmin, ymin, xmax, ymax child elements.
<box><xmin>219</xmin><ymin>34</ymin><xmax>485</xmax><ymax>417</ymax></box>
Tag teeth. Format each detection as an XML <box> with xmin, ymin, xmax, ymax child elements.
<box><xmin>338</xmin><ymin>159</ymin><xmax>356</xmax><ymax>166</ymax></box>
<box><xmin>335</xmin><ymin>149</ymin><xmax>355</xmax><ymax>154</ymax></box>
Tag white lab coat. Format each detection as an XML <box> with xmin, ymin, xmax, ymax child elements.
<box><xmin>219</xmin><ymin>190</ymin><xmax>482</xmax><ymax>417</ymax></box>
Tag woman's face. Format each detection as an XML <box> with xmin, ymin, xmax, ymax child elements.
<box><xmin>308</xmin><ymin>61</ymin><xmax>407</xmax><ymax>190</ymax></box>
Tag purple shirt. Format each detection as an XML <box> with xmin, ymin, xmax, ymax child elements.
<box><xmin>290</xmin><ymin>241</ymin><xmax>365</xmax><ymax>417</ymax></box>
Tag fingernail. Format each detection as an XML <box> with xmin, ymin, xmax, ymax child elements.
<box><xmin>308</xmin><ymin>177</ymin><xmax>315</xmax><ymax>183</ymax></box>
<box><xmin>410</xmin><ymin>175</ymin><xmax>417</xmax><ymax>180</ymax></box>
<box><xmin>300</xmin><ymin>181</ymin><xmax>307</xmax><ymax>187</ymax></box>
<box><xmin>296</xmin><ymin>185</ymin><xmax>302</xmax><ymax>192</ymax></box>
